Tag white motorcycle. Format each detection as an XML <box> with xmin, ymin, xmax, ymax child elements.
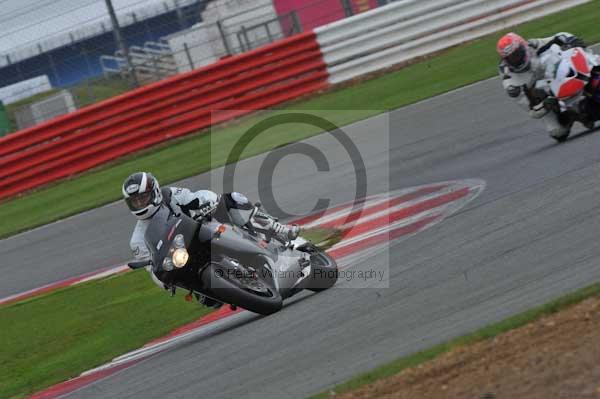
<box><xmin>535</xmin><ymin>44</ymin><xmax>600</xmax><ymax>142</ymax></box>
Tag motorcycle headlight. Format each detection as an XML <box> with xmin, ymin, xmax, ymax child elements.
<box><xmin>172</xmin><ymin>248</ymin><xmax>189</xmax><ymax>268</ymax></box>
<box><xmin>163</xmin><ymin>257</ymin><xmax>174</xmax><ymax>271</ymax></box>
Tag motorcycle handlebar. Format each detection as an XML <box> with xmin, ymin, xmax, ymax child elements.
<box><xmin>128</xmin><ymin>260</ymin><xmax>152</xmax><ymax>269</ymax></box>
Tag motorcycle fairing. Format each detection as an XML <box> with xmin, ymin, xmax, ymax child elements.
<box><xmin>571</xmin><ymin>49</ymin><xmax>591</xmax><ymax>75</ymax></box>
<box><xmin>551</xmin><ymin>48</ymin><xmax>592</xmax><ymax>99</ymax></box>
<box><xmin>145</xmin><ymin>205</ymin><xmax>197</xmax><ymax>273</ymax></box>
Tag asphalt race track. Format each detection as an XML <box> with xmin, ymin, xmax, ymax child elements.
<box><xmin>5</xmin><ymin>73</ymin><xmax>600</xmax><ymax>398</ymax></box>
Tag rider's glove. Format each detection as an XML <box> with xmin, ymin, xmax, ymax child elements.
<box><xmin>190</xmin><ymin>201</ymin><xmax>217</xmax><ymax>221</ymax></box>
<box><xmin>530</xmin><ymin>101</ymin><xmax>548</xmax><ymax>119</ymax></box>
<box><xmin>556</xmin><ymin>34</ymin><xmax>586</xmax><ymax>50</ymax></box>
<box><xmin>506</xmin><ymin>85</ymin><xmax>521</xmax><ymax>98</ymax></box>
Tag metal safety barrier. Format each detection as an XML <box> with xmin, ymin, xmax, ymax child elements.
<box><xmin>315</xmin><ymin>0</ymin><xmax>591</xmax><ymax>84</ymax></box>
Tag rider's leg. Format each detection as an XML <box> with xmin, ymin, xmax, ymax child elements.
<box><xmin>224</xmin><ymin>192</ymin><xmax>299</xmax><ymax>242</ymax></box>
<box><xmin>251</xmin><ymin>208</ymin><xmax>300</xmax><ymax>241</ymax></box>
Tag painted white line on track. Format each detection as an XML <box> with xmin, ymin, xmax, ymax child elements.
<box><xmin>76</xmin><ymin>265</ymin><xmax>129</xmax><ymax>283</ymax></box>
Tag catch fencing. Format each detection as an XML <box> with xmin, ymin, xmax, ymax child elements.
<box><xmin>0</xmin><ymin>0</ymin><xmax>381</xmax><ymax>135</ymax></box>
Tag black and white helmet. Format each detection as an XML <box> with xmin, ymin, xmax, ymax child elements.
<box><xmin>122</xmin><ymin>172</ymin><xmax>163</xmax><ymax>220</ymax></box>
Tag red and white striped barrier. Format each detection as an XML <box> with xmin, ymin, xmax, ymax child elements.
<box><xmin>314</xmin><ymin>0</ymin><xmax>590</xmax><ymax>84</ymax></box>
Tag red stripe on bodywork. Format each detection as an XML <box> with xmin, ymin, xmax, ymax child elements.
<box><xmin>557</xmin><ymin>79</ymin><xmax>586</xmax><ymax>99</ymax></box>
<box><xmin>571</xmin><ymin>49</ymin><xmax>591</xmax><ymax>75</ymax></box>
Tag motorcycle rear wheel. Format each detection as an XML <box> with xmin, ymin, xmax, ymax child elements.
<box><xmin>298</xmin><ymin>243</ymin><xmax>338</xmax><ymax>292</ymax></box>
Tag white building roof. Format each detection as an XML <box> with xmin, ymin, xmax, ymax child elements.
<box><xmin>0</xmin><ymin>0</ymin><xmax>199</xmax><ymax>67</ymax></box>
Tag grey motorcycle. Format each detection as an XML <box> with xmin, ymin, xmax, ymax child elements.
<box><xmin>128</xmin><ymin>195</ymin><xmax>338</xmax><ymax>315</ymax></box>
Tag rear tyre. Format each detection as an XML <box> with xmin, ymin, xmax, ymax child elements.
<box><xmin>200</xmin><ymin>263</ymin><xmax>282</xmax><ymax>315</ymax></box>
<box><xmin>297</xmin><ymin>243</ymin><xmax>338</xmax><ymax>292</ymax></box>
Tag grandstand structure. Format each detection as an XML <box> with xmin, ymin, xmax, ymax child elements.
<box><xmin>0</xmin><ymin>0</ymin><xmax>209</xmax><ymax>88</ymax></box>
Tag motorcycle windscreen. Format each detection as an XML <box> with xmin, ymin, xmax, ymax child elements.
<box><xmin>144</xmin><ymin>206</ymin><xmax>175</xmax><ymax>266</ymax></box>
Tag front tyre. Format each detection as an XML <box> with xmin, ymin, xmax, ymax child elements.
<box><xmin>551</xmin><ymin>133</ymin><xmax>569</xmax><ymax>143</ymax></box>
<box><xmin>551</xmin><ymin>115</ymin><xmax>574</xmax><ymax>143</ymax></box>
<box><xmin>200</xmin><ymin>263</ymin><xmax>282</xmax><ymax>315</ymax></box>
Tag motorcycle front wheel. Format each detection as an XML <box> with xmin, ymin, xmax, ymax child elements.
<box><xmin>200</xmin><ymin>263</ymin><xmax>283</xmax><ymax>315</ymax></box>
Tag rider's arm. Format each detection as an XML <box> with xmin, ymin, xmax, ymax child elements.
<box><xmin>499</xmin><ymin>63</ymin><xmax>531</xmax><ymax>106</ymax></box>
<box><xmin>171</xmin><ymin>187</ymin><xmax>219</xmax><ymax>216</ymax></box>
<box><xmin>500</xmin><ymin>63</ymin><xmax>549</xmax><ymax>119</ymax></box>
<box><xmin>130</xmin><ymin>221</ymin><xmax>151</xmax><ymax>260</ymax></box>
<box><xmin>530</xmin><ymin>32</ymin><xmax>584</xmax><ymax>54</ymax></box>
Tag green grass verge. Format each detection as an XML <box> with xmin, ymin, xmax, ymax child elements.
<box><xmin>0</xmin><ymin>228</ymin><xmax>335</xmax><ymax>399</ymax></box>
<box><xmin>303</xmin><ymin>227</ymin><xmax>343</xmax><ymax>248</ymax></box>
<box><xmin>4</xmin><ymin>90</ymin><xmax>61</xmax><ymax>132</ymax></box>
<box><xmin>311</xmin><ymin>282</ymin><xmax>600</xmax><ymax>398</ymax></box>
<box><xmin>0</xmin><ymin>270</ymin><xmax>211</xmax><ymax>399</ymax></box>
<box><xmin>69</xmin><ymin>76</ymin><xmax>132</xmax><ymax>109</ymax></box>
<box><xmin>2</xmin><ymin>0</ymin><xmax>600</xmax><ymax>239</ymax></box>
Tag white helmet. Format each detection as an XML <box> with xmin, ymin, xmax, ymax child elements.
<box><xmin>122</xmin><ymin>172</ymin><xmax>163</xmax><ymax>220</ymax></box>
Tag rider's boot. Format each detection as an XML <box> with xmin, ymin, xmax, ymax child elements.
<box><xmin>251</xmin><ymin>208</ymin><xmax>300</xmax><ymax>242</ymax></box>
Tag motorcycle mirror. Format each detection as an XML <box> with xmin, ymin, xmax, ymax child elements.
<box><xmin>128</xmin><ymin>260</ymin><xmax>152</xmax><ymax>269</ymax></box>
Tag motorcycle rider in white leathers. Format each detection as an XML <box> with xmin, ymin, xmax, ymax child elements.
<box><xmin>122</xmin><ymin>171</ymin><xmax>300</xmax><ymax>307</ymax></box>
<box><xmin>497</xmin><ymin>32</ymin><xmax>588</xmax><ymax>140</ymax></box>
